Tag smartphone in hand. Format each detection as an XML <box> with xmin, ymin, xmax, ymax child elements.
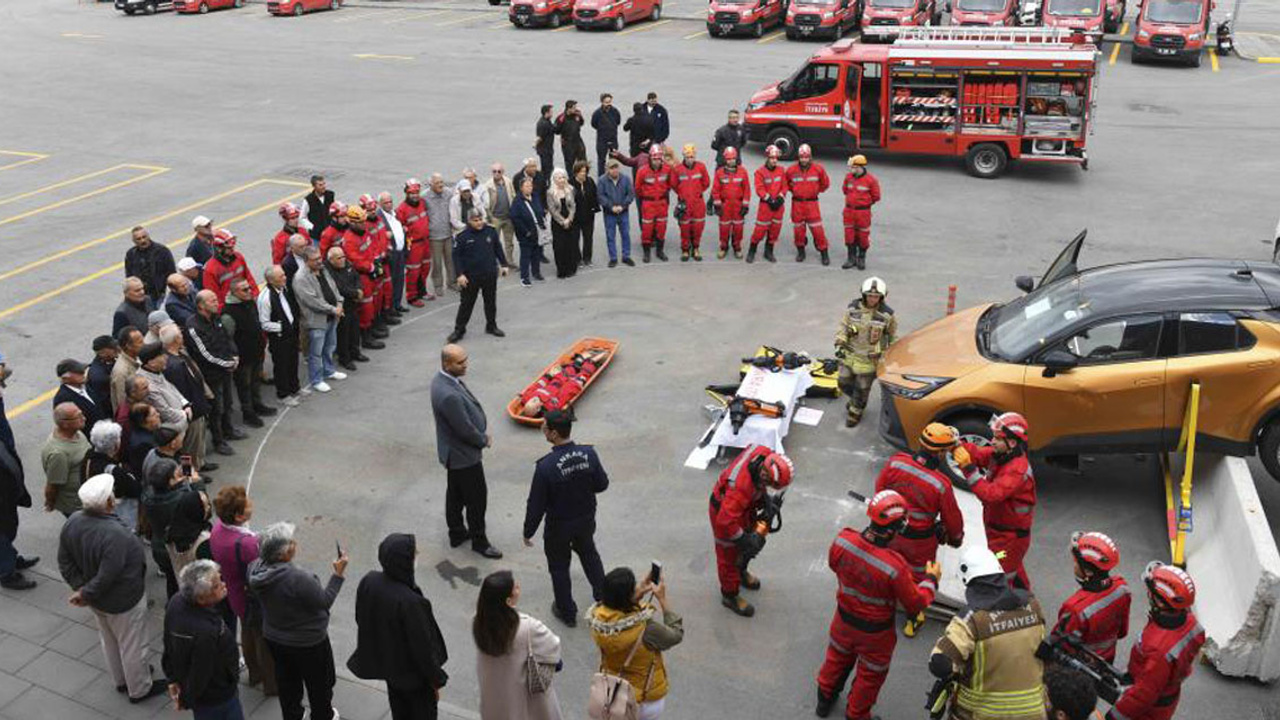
<box><xmin>649</xmin><ymin>561</ymin><xmax>662</xmax><ymax>585</ymax></box>
<box><xmin>335</xmin><ymin>540</ymin><xmax>343</xmax><ymax>559</ymax></box>
<box><xmin>180</xmin><ymin>455</ymin><xmax>193</xmax><ymax>477</ymax></box>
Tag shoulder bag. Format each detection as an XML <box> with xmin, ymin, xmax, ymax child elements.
<box><xmin>525</xmin><ymin>618</ymin><xmax>559</xmax><ymax>695</ymax></box>
<box><xmin>587</xmin><ymin>622</ymin><xmax>655</xmax><ymax>720</ymax></box>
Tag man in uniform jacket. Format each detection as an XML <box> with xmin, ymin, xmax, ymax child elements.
<box><xmin>447</xmin><ymin>211</ymin><xmax>508</xmax><ymax>344</ymax></box>
<box><xmin>590</xmin><ymin>93</ymin><xmax>623</xmax><ymax>178</ymax></box>
<box><xmin>535</xmin><ymin>104</ymin><xmax>557</xmax><ymax>184</ymax></box>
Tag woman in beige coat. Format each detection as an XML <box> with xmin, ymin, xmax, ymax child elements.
<box><xmin>545</xmin><ymin>168</ymin><xmax>580</xmax><ymax>279</ymax></box>
<box><xmin>474</xmin><ymin>571</ymin><xmax>564</xmax><ymax>720</ymax></box>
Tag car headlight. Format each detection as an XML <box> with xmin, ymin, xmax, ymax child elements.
<box><xmin>822</xmin><ymin>10</ymin><xmax>834</xmax><ymax>18</ymax></box>
<box><xmin>1187</xmin><ymin>32</ymin><xmax>1201</xmax><ymax>41</ymax></box>
<box><xmin>883</xmin><ymin>375</ymin><xmax>954</xmax><ymax>400</ymax></box>
<box><xmin>1137</xmin><ymin>28</ymin><xmax>1150</xmax><ymax>37</ymax></box>
<box><xmin>601</xmin><ymin>3</ymin><xmax>613</xmax><ymax>10</ymax></box>
<box><xmin>535</xmin><ymin>2</ymin><xmax>547</xmax><ymax>8</ymax></box>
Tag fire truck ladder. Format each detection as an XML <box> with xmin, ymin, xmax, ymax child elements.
<box><xmin>890</xmin><ymin>26</ymin><xmax>1080</xmax><ymax>45</ymax></box>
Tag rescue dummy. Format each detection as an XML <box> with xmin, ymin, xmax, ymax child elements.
<box><xmin>517</xmin><ymin>348</ymin><xmax>609</xmax><ymax>417</ymax></box>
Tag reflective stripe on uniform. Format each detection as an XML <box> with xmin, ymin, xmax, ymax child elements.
<box><xmin>1013</xmin><ymin>505</ymin><xmax>1032</xmax><ymax>515</ymax></box>
<box><xmin>859</xmin><ymin>657</ymin><xmax>889</xmax><ymax>673</ymax></box>
<box><xmin>834</xmin><ymin>536</ymin><xmax>898</xmax><ymax>579</ymax></box>
<box><xmin>889</xmin><ymin>460</ymin><xmax>945</xmax><ymax>493</ymax></box>
<box><xmin>840</xmin><ymin>583</ymin><xmax>891</xmax><ymax>606</ymax></box>
<box><xmin>1079</xmin><ymin>585</ymin><xmax>1130</xmax><ymax>621</ymax></box>
<box><xmin>956</xmin><ymin>685</ymin><xmax>1047</xmax><ymax>716</ymax></box>
<box><xmin>829</xmin><ymin>637</ymin><xmax>852</xmax><ymax>655</ymax></box>
<box><xmin>1165</xmin><ymin>623</ymin><xmax>1205</xmax><ymax>663</ymax></box>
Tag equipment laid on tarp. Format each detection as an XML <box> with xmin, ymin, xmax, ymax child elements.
<box><xmin>739</xmin><ymin>345</ymin><xmax>841</xmax><ymax>398</ymax></box>
<box><xmin>686</xmin><ymin>363</ymin><xmax>813</xmax><ymax>469</ymax></box>
<box><xmin>507</xmin><ymin>337</ymin><xmax>619</xmax><ymax>426</ymax></box>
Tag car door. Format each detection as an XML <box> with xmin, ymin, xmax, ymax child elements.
<box><xmin>1022</xmin><ymin>313</ymin><xmax>1167</xmax><ymax>454</ymax></box>
<box><xmin>1038</xmin><ymin>229</ymin><xmax>1086</xmax><ymax>289</ymax></box>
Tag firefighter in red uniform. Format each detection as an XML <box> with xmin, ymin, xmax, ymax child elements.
<box><xmin>635</xmin><ymin>144</ymin><xmax>672</xmax><ymax>264</ymax></box>
<box><xmin>815</xmin><ymin>490</ymin><xmax>939</xmax><ymax>720</ymax></box>
<box><xmin>318</xmin><ymin>202</ymin><xmax>348</xmax><ymax>257</ymax></box>
<box><xmin>785</xmin><ymin>144</ymin><xmax>831</xmax><ymax>265</ymax></box>
<box><xmin>954</xmin><ymin>411</ymin><xmax>1037</xmax><ymax>590</ymax></box>
<box><xmin>711</xmin><ymin>147</ymin><xmax>750</xmax><ymax>260</ymax></box>
<box><xmin>748</xmin><ymin>145</ymin><xmax>786</xmax><ymax>264</ymax></box>
<box><xmin>1051</xmin><ymin>531</ymin><xmax>1131</xmax><ymax>664</ymax></box>
<box><xmin>874</xmin><ymin>422</ymin><xmax>964</xmax><ymax>637</ymax></box>
<box><xmin>708</xmin><ymin>444</ymin><xmax>794</xmax><ymax>618</ymax></box>
<box><xmin>202</xmin><ymin>228</ymin><xmax>258</xmax><ymax>309</ymax></box>
<box><xmin>672</xmin><ymin>144</ymin><xmax>711</xmax><ymax>262</ymax></box>
<box><xmin>395</xmin><ymin>178</ymin><xmax>434</xmax><ymax>306</ymax></box>
<box><xmin>359</xmin><ymin>194</ymin><xmax>397</xmax><ymax>336</ymax></box>
<box><xmin>840</xmin><ymin>155</ymin><xmax>881</xmax><ymax>271</ymax></box>
<box><xmin>1106</xmin><ymin>562</ymin><xmax>1204</xmax><ymax>720</ymax></box>
<box><xmin>340</xmin><ymin>206</ymin><xmax>383</xmax><ymax>350</ymax></box>
<box><xmin>272</xmin><ymin>203</ymin><xmax>305</xmax><ymax>265</ymax></box>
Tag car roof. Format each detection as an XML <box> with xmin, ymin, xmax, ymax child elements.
<box><xmin>1076</xmin><ymin>258</ymin><xmax>1279</xmax><ymax>315</ymax></box>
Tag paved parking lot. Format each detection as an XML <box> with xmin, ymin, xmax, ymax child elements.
<box><xmin>1</xmin><ymin>1</ymin><xmax>1279</xmax><ymax>718</ymax></box>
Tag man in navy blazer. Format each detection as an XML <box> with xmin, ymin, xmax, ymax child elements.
<box><xmin>430</xmin><ymin>344</ymin><xmax>502</xmax><ymax>559</ymax></box>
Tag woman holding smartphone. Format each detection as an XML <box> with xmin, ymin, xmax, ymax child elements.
<box><xmin>587</xmin><ymin>567</ymin><xmax>684</xmax><ymax>720</ymax></box>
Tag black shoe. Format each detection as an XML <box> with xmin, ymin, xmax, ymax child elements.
<box><xmin>371</xmin><ymin>326</ymin><xmax>390</xmax><ymax>339</ymax></box>
<box><xmin>447</xmin><ymin>330</ymin><xmax>464</xmax><ymax>343</ymax></box>
<box><xmin>226</xmin><ymin>427</ymin><xmax>249</xmax><ymax>440</ymax></box>
<box><xmin>354</xmin><ymin>353</ymin><xmax>371</xmax><ymax>362</ymax></box>
<box><xmin>643</xmin><ymin>246</ymin><xmax>651</xmax><ymax>263</ymax></box>
<box><xmin>820</xmin><ymin>249</ymin><xmax>830</xmax><ymax>266</ymax></box>
<box><xmin>552</xmin><ymin>603</ymin><xmax>578</xmax><ymax>628</ymax></box>
<box><xmin>394</xmin><ymin>306</ymin><xmax>409</xmax><ymax>313</ymax></box>
<box><xmin>815</xmin><ymin>688</ymin><xmax>836</xmax><ymax>718</ymax></box>
<box><xmin>857</xmin><ymin>247</ymin><xmax>867</xmax><ymax>270</ymax></box>
<box><xmin>15</xmin><ymin>555</ymin><xmax>39</xmax><ymax>571</ymax></box>
<box><xmin>485</xmin><ymin>326</ymin><xmax>506</xmax><ymax>338</ymax></box>
<box><xmin>129</xmin><ymin>679</ymin><xmax>169</xmax><ymax>704</ymax></box>
<box><xmin>608</xmin><ymin>260</ymin><xmax>618</xmax><ymax>268</ymax></box>
<box><xmin>474</xmin><ymin>545</ymin><xmax>503</xmax><ymax>560</ymax></box>
<box><xmin>842</xmin><ymin>246</ymin><xmax>857</xmax><ymax>270</ymax></box>
<box><xmin>0</xmin><ymin>573</ymin><xmax>36</xmax><ymax>590</ymax></box>
<box><xmin>242</xmin><ymin>415</ymin><xmax>264</xmax><ymax>429</ymax></box>
<box><xmin>214</xmin><ymin>442</ymin><xmax>236</xmax><ymax>456</ymax></box>
<box><xmin>746</xmin><ymin>245</ymin><xmax>757</xmax><ymax>264</ymax></box>
<box><xmin>721</xmin><ymin>594</ymin><xmax>755</xmax><ymax>617</ymax></box>
<box><xmin>253</xmin><ymin>404</ymin><xmax>277</xmax><ymax>417</ymax></box>
<box><xmin>362</xmin><ymin>331</ymin><xmax>386</xmax><ymax>350</ymax></box>
<box><xmin>655</xmin><ymin>242</ymin><xmax>668</xmax><ymax>262</ymax></box>
<box><xmin>622</xmin><ymin>257</ymin><xmax>635</xmax><ymax>266</ymax></box>
<box><xmin>384</xmin><ymin>316</ymin><xmax>402</xmax><ymax>326</ymax></box>
<box><xmin>340</xmin><ymin>361</ymin><xmax>358</xmax><ymax>371</ymax></box>
<box><xmin>533</xmin><ymin>275</ymin><xmax>545</xmax><ymax>282</ymax></box>
<box><xmin>200</xmin><ymin>462</ymin><xmax>219</xmax><ymax>472</ymax></box>
<box><xmin>796</xmin><ymin>246</ymin><xmax>806</xmax><ymax>263</ymax></box>
<box><xmin>763</xmin><ymin>245</ymin><xmax>776</xmax><ymax>263</ymax></box>
<box><xmin>449</xmin><ymin>535</ymin><xmax>470</xmax><ymax>549</ymax></box>
<box><xmin>116</xmin><ymin>684</ymin><xmax>127</xmax><ymax>694</ymax></box>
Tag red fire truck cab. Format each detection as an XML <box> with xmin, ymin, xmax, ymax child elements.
<box><xmin>785</xmin><ymin>0</ymin><xmax>862</xmax><ymax>40</ymax></box>
<box><xmin>1042</xmin><ymin>0</ymin><xmax>1105</xmax><ymax>43</ymax></box>
<box><xmin>947</xmin><ymin>0</ymin><xmax>1018</xmax><ymax>26</ymax></box>
<box><xmin>511</xmin><ymin>0</ymin><xmax>575</xmax><ymax>27</ymax></box>
<box><xmin>708</xmin><ymin>0</ymin><xmax>785</xmax><ymax>38</ymax></box>
<box><xmin>743</xmin><ymin>28</ymin><xmax>1098</xmax><ymax>179</ymax></box>
<box><xmin>573</xmin><ymin>0</ymin><xmax>662</xmax><ymax>30</ymax></box>
<box><xmin>861</xmin><ymin>0</ymin><xmax>938</xmax><ymax>41</ymax></box>
<box><xmin>1131</xmin><ymin>0</ymin><xmax>1212</xmax><ymax>66</ymax></box>
<box><xmin>175</xmin><ymin>0</ymin><xmax>241</xmax><ymax>12</ymax></box>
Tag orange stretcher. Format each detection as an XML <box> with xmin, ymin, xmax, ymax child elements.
<box><xmin>507</xmin><ymin>337</ymin><xmax>620</xmax><ymax>426</ymax></box>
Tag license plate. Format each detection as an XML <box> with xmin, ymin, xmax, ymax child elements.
<box><xmin>1156</xmin><ymin>48</ymin><xmax>1175</xmax><ymax>54</ymax></box>
<box><xmin>719</xmin><ymin>22</ymin><xmax>734</xmax><ymax>30</ymax></box>
<box><xmin>800</xmin><ymin>26</ymin><xmax>813</xmax><ymax>33</ymax></box>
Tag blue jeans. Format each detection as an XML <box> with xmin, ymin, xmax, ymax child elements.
<box><xmin>388</xmin><ymin>248</ymin><xmax>407</xmax><ymax>310</ymax></box>
<box><xmin>307</xmin><ymin>323</ymin><xmax>337</xmax><ymax>386</ymax></box>
<box><xmin>192</xmin><ymin>694</ymin><xmax>244</xmax><ymax>720</ymax></box>
<box><xmin>519</xmin><ymin>242</ymin><xmax>542</xmax><ymax>283</ymax></box>
<box><xmin>604</xmin><ymin>211</ymin><xmax>631</xmax><ymax>261</ymax></box>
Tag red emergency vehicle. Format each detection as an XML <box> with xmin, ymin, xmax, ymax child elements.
<box><xmin>1041</xmin><ymin>0</ymin><xmax>1105</xmax><ymax>43</ymax></box>
<box><xmin>573</xmin><ymin>0</ymin><xmax>662</xmax><ymax>30</ymax></box>
<box><xmin>511</xmin><ymin>0</ymin><xmax>575</xmax><ymax>27</ymax></box>
<box><xmin>707</xmin><ymin>0</ymin><xmax>786</xmax><ymax>38</ymax></box>
<box><xmin>175</xmin><ymin>0</ymin><xmax>241</xmax><ymax>12</ymax></box>
<box><xmin>743</xmin><ymin>28</ymin><xmax>1098</xmax><ymax>179</ymax></box>
<box><xmin>1131</xmin><ymin>0</ymin><xmax>1211</xmax><ymax>65</ymax></box>
<box><xmin>947</xmin><ymin>0</ymin><xmax>1019</xmax><ymax>26</ymax></box>
<box><xmin>861</xmin><ymin>0</ymin><xmax>939</xmax><ymax>41</ymax></box>
<box><xmin>268</xmin><ymin>0</ymin><xmax>339</xmax><ymax>15</ymax></box>
<box><xmin>784</xmin><ymin>0</ymin><xmax>862</xmax><ymax>40</ymax></box>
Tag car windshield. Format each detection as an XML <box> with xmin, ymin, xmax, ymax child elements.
<box><xmin>957</xmin><ymin>0</ymin><xmax>1007</xmax><ymax>12</ymax></box>
<box><xmin>794</xmin><ymin>0</ymin><xmax>833</xmax><ymax>6</ymax></box>
<box><xmin>1047</xmin><ymin>0</ymin><xmax>1100</xmax><ymax>15</ymax></box>
<box><xmin>1144</xmin><ymin>0</ymin><xmax>1202</xmax><ymax>23</ymax></box>
<box><xmin>988</xmin><ymin>278</ymin><xmax>1092</xmax><ymax>361</ymax></box>
<box><xmin>869</xmin><ymin>0</ymin><xmax>915</xmax><ymax>8</ymax></box>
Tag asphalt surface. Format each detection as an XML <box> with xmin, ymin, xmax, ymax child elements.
<box><xmin>2</xmin><ymin>1</ymin><xmax>1279</xmax><ymax>718</ymax></box>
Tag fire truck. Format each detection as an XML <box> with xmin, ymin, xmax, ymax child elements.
<box><xmin>707</xmin><ymin>0</ymin><xmax>786</xmax><ymax>37</ymax></box>
<box><xmin>1131</xmin><ymin>0</ymin><xmax>1213</xmax><ymax>66</ymax></box>
<box><xmin>1041</xmin><ymin>0</ymin><xmax>1106</xmax><ymax>43</ymax></box>
<box><xmin>510</xmin><ymin>0</ymin><xmax>575</xmax><ymax>27</ymax></box>
<box><xmin>743</xmin><ymin>27</ymin><xmax>1099</xmax><ymax>179</ymax></box>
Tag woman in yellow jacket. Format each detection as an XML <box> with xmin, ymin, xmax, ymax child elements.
<box><xmin>587</xmin><ymin>568</ymin><xmax>684</xmax><ymax>719</ymax></box>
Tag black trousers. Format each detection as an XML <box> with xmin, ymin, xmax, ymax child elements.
<box><xmin>538</xmin><ymin>149</ymin><xmax>554</xmax><ymax>184</ymax></box>
<box><xmin>579</xmin><ymin>214</ymin><xmax>596</xmax><ymax>264</ymax></box>
<box><xmin>337</xmin><ymin>301</ymin><xmax>360</xmax><ymax>363</ymax></box>
<box><xmin>388</xmin><ymin>683</ymin><xmax>438</xmax><ymax>720</ymax></box>
<box><xmin>544</xmin><ymin>516</ymin><xmax>606</xmax><ymax>616</ymax></box>
<box><xmin>268</xmin><ymin>333</ymin><xmax>300</xmax><ymax>399</ymax></box>
<box><xmin>551</xmin><ymin>223</ymin><xmax>580</xmax><ymax>278</ymax></box>
<box><xmin>267</xmin><ymin>637</ymin><xmax>336</xmax><ymax>720</ymax></box>
<box><xmin>453</xmin><ymin>274</ymin><xmax>497</xmax><ymax>333</ymax></box>
<box><xmin>445</xmin><ymin>462</ymin><xmax>489</xmax><ymax>549</ymax></box>
<box><xmin>234</xmin><ymin>356</ymin><xmax>265</xmax><ymax>415</ymax></box>
<box><xmin>206</xmin><ymin>371</ymin><xmax>236</xmax><ymax>441</ymax></box>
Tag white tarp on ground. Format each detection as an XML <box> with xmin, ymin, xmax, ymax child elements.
<box><xmin>1176</xmin><ymin>453</ymin><xmax>1280</xmax><ymax>682</ymax></box>
<box><xmin>684</xmin><ymin>366</ymin><xmax>814</xmax><ymax>470</ymax></box>
<box><xmin>935</xmin><ymin>487</ymin><xmax>988</xmax><ymax>609</ymax></box>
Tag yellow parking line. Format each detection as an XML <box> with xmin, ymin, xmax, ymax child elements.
<box><xmin>1259</xmin><ymin>57</ymin><xmax>1280</xmax><ymax>64</ymax></box>
<box><xmin>0</xmin><ymin>188</ymin><xmax>308</xmax><ymax>324</ymax></box>
<box><xmin>1109</xmin><ymin>40</ymin><xmax>1121</xmax><ymax>64</ymax></box>
<box><xmin>757</xmin><ymin>29</ymin><xmax>784</xmax><ymax>43</ymax></box>
<box><xmin>0</xmin><ymin>164</ymin><xmax>156</xmax><ymax>206</ymax></box>
<box><xmin>0</xmin><ymin>151</ymin><xmax>49</xmax><ymax>173</ymax></box>
<box><xmin>0</xmin><ymin>179</ymin><xmax>308</xmax><ymax>285</ymax></box>
<box><xmin>6</xmin><ymin>388</ymin><xmax>58</xmax><ymax>421</ymax></box>
<box><xmin>551</xmin><ymin>22</ymin><xmax>577</xmax><ymax>31</ymax></box>
<box><xmin>436</xmin><ymin>12</ymin><xmax>489</xmax><ymax>25</ymax></box>
<box><xmin>332</xmin><ymin>9</ymin><xmax>378</xmax><ymax>21</ymax></box>
<box><xmin>0</xmin><ymin>165</ymin><xmax>170</xmax><ymax>228</ymax></box>
<box><xmin>1119</xmin><ymin>21</ymin><xmax>1128</xmax><ymax>35</ymax></box>
<box><xmin>384</xmin><ymin>9</ymin><xmax>448</xmax><ymax>23</ymax></box>
<box><xmin>684</xmin><ymin>29</ymin><xmax>707</xmax><ymax>39</ymax></box>
<box><xmin>1208</xmin><ymin>47</ymin><xmax>1219</xmax><ymax>71</ymax></box>
<box><xmin>617</xmin><ymin>18</ymin><xmax>669</xmax><ymax>35</ymax></box>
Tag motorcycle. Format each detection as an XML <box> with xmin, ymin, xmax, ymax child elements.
<box><xmin>1216</xmin><ymin>13</ymin><xmax>1234</xmax><ymax>56</ymax></box>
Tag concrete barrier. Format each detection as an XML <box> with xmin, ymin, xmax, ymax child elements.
<box><xmin>1176</xmin><ymin>453</ymin><xmax>1280</xmax><ymax>682</ymax></box>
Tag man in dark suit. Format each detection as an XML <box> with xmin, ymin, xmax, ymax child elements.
<box><xmin>53</xmin><ymin>359</ymin><xmax>105</xmax><ymax>435</ymax></box>
<box><xmin>430</xmin><ymin>344</ymin><xmax>501</xmax><ymax>559</ymax></box>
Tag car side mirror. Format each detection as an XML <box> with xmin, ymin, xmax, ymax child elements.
<box><xmin>1015</xmin><ymin>275</ymin><xmax>1035</xmax><ymax>293</ymax></box>
<box><xmin>1041</xmin><ymin>349</ymin><xmax>1078</xmax><ymax>378</ymax></box>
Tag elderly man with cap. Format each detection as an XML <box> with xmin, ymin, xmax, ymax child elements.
<box><xmin>186</xmin><ymin>290</ymin><xmax>245</xmax><ymax>449</ymax></box>
<box><xmin>186</xmin><ymin>216</ymin><xmax>215</xmax><ymax>267</ymax></box>
<box><xmin>136</xmin><ymin>342</ymin><xmax>191</xmax><ymax>434</ymax></box>
<box><xmin>144</xmin><ymin>309</ymin><xmax>173</xmax><ymax>345</ymax></box>
<box><xmin>449</xmin><ymin>180</ymin><xmax>485</xmax><ymax>235</ymax></box>
<box><xmin>481</xmin><ymin>163</ymin><xmax>517</xmax><ymax>268</ymax></box>
<box><xmin>110</xmin><ymin>326</ymin><xmax>144</xmax><ymax>414</ymax></box>
<box><xmin>424</xmin><ymin>174</ymin><xmax>456</xmax><ymax>296</ymax></box>
<box><xmin>177</xmin><ymin>256</ymin><xmax>203</xmax><ymax>291</ymax></box>
<box><xmin>293</xmin><ymin>247</ymin><xmax>346</xmax><ymax>394</ymax></box>
<box><xmin>165</xmin><ymin>273</ymin><xmax>198</xmax><ymax>326</ymax></box>
<box><xmin>113</xmin><ymin>277</ymin><xmax>156</xmax><ymax>337</ymax></box>
<box><xmin>54</xmin><ymin>358</ymin><xmax>107</xmax><ymax>433</ymax></box>
<box><xmin>87</xmin><ymin>335</ymin><xmax>119</xmax><ymax>411</ymax></box>
<box><xmin>124</xmin><ymin>225</ymin><xmax>177</xmax><ymax>304</ymax></box>
<box><xmin>448</xmin><ymin>210</ymin><xmax>508</xmax><ymax>344</ymax></box>
<box><xmin>259</xmin><ymin>265</ymin><xmax>302</xmax><ymax>406</ymax></box>
<box><xmin>58</xmin><ymin>473</ymin><xmax>169</xmax><ymax>704</ymax></box>
<box><xmin>42</xmin><ymin>403</ymin><xmax>90</xmax><ymax>517</ymax></box>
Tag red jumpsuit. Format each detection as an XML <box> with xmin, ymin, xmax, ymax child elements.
<box><xmin>1053</xmin><ymin>577</ymin><xmax>1132</xmax><ymax>663</ymax></box>
<box><xmin>518</xmin><ymin>360</ymin><xmax>598</xmax><ymax>413</ymax></box>
<box><xmin>636</xmin><ymin>161</ymin><xmax>672</xmax><ymax>247</ymax></box>
<box><xmin>395</xmin><ymin>199</ymin><xmax>431</xmax><ymax>303</ymax></box>
<box><xmin>785</xmin><ymin>161</ymin><xmax>830</xmax><ymax>251</ymax></box>
<box><xmin>202</xmin><ymin>253</ymin><xmax>258</xmax><ymax>309</ymax></box>
<box><xmin>1107</xmin><ymin>613</ymin><xmax>1205</xmax><ymax>720</ymax></box>
<box><xmin>960</xmin><ymin>442</ymin><xmax>1037</xmax><ymax>590</ymax></box>
<box><xmin>711</xmin><ymin>164</ymin><xmax>750</xmax><ymax>252</ymax></box>
<box><xmin>319</xmin><ymin>221</ymin><xmax>347</xmax><ymax>257</ymax></box>
<box><xmin>271</xmin><ymin>224</ymin><xmax>300</xmax><ymax>266</ymax></box>
<box><xmin>671</xmin><ymin>160</ymin><xmax>711</xmax><ymax>252</ymax></box>
<box><xmin>341</xmin><ymin>227</ymin><xmax>378</xmax><ymax>330</ymax></box>
<box><xmin>818</xmin><ymin>529</ymin><xmax>936</xmax><ymax>720</ymax></box>
<box><xmin>873</xmin><ymin>452</ymin><xmax>963</xmax><ymax>582</ymax></box>
<box><xmin>841</xmin><ymin>170</ymin><xmax>881</xmax><ymax>250</ymax></box>
<box><xmin>369</xmin><ymin>217</ymin><xmax>393</xmax><ymax>312</ymax></box>
<box><xmin>750</xmin><ymin>163</ymin><xmax>787</xmax><ymax>247</ymax></box>
<box><xmin>708</xmin><ymin>445</ymin><xmax>772</xmax><ymax>597</ymax></box>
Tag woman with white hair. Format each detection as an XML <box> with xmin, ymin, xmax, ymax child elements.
<box><xmin>546</xmin><ymin>168</ymin><xmax>580</xmax><ymax>279</ymax></box>
<box><xmin>83</xmin><ymin>421</ymin><xmax>142</xmax><ymax>532</ymax></box>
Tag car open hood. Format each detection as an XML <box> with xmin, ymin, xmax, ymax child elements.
<box><xmin>881</xmin><ymin>303</ymin><xmax>993</xmax><ymax>380</ymax></box>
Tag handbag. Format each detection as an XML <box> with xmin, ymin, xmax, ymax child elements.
<box><xmin>235</xmin><ymin>535</ymin><xmax>265</xmax><ymax>630</ymax></box>
<box><xmin>587</xmin><ymin>623</ymin><xmax>655</xmax><ymax>720</ymax></box>
<box><xmin>524</xmin><ymin>618</ymin><xmax>558</xmax><ymax>695</ymax></box>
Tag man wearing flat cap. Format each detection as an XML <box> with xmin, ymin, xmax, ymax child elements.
<box><xmin>53</xmin><ymin>359</ymin><xmax>106</xmax><ymax>435</ymax></box>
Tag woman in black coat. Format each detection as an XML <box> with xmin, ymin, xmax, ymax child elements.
<box><xmin>510</xmin><ymin>176</ymin><xmax>547</xmax><ymax>287</ymax></box>
<box><xmin>347</xmin><ymin>533</ymin><xmax>449</xmax><ymax>720</ymax></box>
<box><xmin>570</xmin><ymin>160</ymin><xmax>601</xmax><ymax>267</ymax></box>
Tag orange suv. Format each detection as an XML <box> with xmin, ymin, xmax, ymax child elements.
<box><xmin>877</xmin><ymin>232</ymin><xmax>1280</xmax><ymax>481</ymax></box>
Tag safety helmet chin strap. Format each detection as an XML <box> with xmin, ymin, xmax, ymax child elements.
<box><xmin>1073</xmin><ymin>553</ymin><xmax>1109</xmax><ymax>591</ymax></box>
<box><xmin>863</xmin><ymin>520</ymin><xmax>902</xmax><ymax>547</ymax></box>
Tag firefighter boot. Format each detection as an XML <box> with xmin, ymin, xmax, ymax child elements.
<box><xmin>734</xmin><ymin>248</ymin><xmax>743</xmax><ymax>259</ymax></box>
<box><xmin>746</xmin><ymin>245</ymin><xmax>757</xmax><ymax>264</ymax></box>
<box><xmin>656</xmin><ymin>240</ymin><xmax>669</xmax><ymax>262</ymax></box>
<box><xmin>742</xmin><ymin>571</ymin><xmax>761</xmax><ymax>591</ymax></box>
<box><xmin>857</xmin><ymin>246</ymin><xmax>867</xmax><ymax>270</ymax></box>
<box><xmin>643</xmin><ymin>245</ymin><xmax>652</xmax><ymax>263</ymax></box>
<box><xmin>361</xmin><ymin>330</ymin><xmax>386</xmax><ymax>350</ymax></box>
<box><xmin>763</xmin><ymin>244</ymin><xmax>776</xmax><ymax>263</ymax></box>
<box><xmin>903</xmin><ymin>611</ymin><xmax>926</xmax><ymax>638</ymax></box>
<box><xmin>721</xmin><ymin>594</ymin><xmax>755</xmax><ymax>618</ymax></box>
<box><xmin>842</xmin><ymin>245</ymin><xmax>857</xmax><ymax>270</ymax></box>
<box><xmin>796</xmin><ymin>246</ymin><xmax>806</xmax><ymax>263</ymax></box>
<box><xmin>693</xmin><ymin>247</ymin><xmax>702</xmax><ymax>261</ymax></box>
<box><xmin>815</xmin><ymin>688</ymin><xmax>837</xmax><ymax>718</ymax></box>
<box><xmin>717</xmin><ymin>247</ymin><xmax>727</xmax><ymax>260</ymax></box>
<box><xmin>846</xmin><ymin>405</ymin><xmax>861</xmax><ymax>428</ymax></box>
<box><xmin>820</xmin><ymin>249</ymin><xmax>830</xmax><ymax>266</ymax></box>
<box><xmin>681</xmin><ymin>249</ymin><xmax>690</xmax><ymax>262</ymax></box>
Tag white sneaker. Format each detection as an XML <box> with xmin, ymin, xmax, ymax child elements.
<box><xmin>282</xmin><ymin>396</ymin><xmax>301</xmax><ymax>407</ymax></box>
<box><xmin>314</xmin><ymin>382</ymin><xmax>332</xmax><ymax>393</ymax></box>
<box><xmin>300</xmin><ymin>387</ymin><xmax>313</xmax><ymax>396</ymax></box>
<box><xmin>327</xmin><ymin>371</ymin><xmax>348</xmax><ymax>381</ymax></box>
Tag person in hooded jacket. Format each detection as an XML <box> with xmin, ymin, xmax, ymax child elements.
<box><xmin>347</xmin><ymin>533</ymin><xmax>449</xmax><ymax>720</ymax></box>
